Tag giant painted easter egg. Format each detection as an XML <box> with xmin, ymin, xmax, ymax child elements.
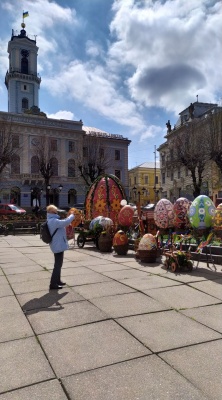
<box><xmin>67</xmin><ymin>208</ymin><xmax>82</xmax><ymax>228</ymax></box>
<box><xmin>138</xmin><ymin>233</ymin><xmax>157</xmax><ymax>251</ymax></box>
<box><xmin>89</xmin><ymin>216</ymin><xmax>113</xmax><ymax>231</ymax></box>
<box><xmin>188</xmin><ymin>195</ymin><xmax>215</xmax><ymax>229</ymax></box>
<box><xmin>85</xmin><ymin>174</ymin><xmax>127</xmax><ymax>224</ymax></box>
<box><xmin>212</xmin><ymin>203</ymin><xmax>222</xmax><ymax>237</ymax></box>
<box><xmin>154</xmin><ymin>199</ymin><xmax>175</xmax><ymax>229</ymax></box>
<box><xmin>173</xmin><ymin>197</ymin><xmax>190</xmax><ymax>230</ymax></box>
<box><xmin>113</xmin><ymin>230</ymin><xmax>128</xmax><ymax>246</ymax></box>
<box><xmin>118</xmin><ymin>205</ymin><xmax>134</xmax><ymax>226</ymax></box>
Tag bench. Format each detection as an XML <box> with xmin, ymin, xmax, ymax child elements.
<box><xmin>13</xmin><ymin>221</ymin><xmax>38</xmax><ymax>235</ymax></box>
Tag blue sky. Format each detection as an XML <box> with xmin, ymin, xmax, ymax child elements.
<box><xmin>0</xmin><ymin>0</ymin><xmax>221</xmax><ymax>168</ymax></box>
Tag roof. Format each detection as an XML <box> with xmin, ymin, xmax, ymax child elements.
<box><xmin>129</xmin><ymin>161</ymin><xmax>160</xmax><ymax>171</ymax></box>
<box><xmin>83</xmin><ymin>126</ymin><xmax>130</xmax><ymax>141</ymax></box>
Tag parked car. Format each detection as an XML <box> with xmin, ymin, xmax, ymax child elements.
<box><xmin>0</xmin><ymin>204</ymin><xmax>26</xmax><ymax>215</ymax></box>
<box><xmin>37</xmin><ymin>207</ymin><xmax>66</xmax><ymax>217</ymax></box>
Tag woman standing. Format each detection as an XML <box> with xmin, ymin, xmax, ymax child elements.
<box><xmin>47</xmin><ymin>205</ymin><xmax>75</xmax><ymax>290</ymax></box>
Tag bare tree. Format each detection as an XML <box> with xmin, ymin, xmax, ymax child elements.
<box><xmin>167</xmin><ymin>119</ymin><xmax>211</xmax><ymax>198</ymax></box>
<box><xmin>0</xmin><ymin>119</ymin><xmax>21</xmax><ymax>177</ymax></box>
<box><xmin>207</xmin><ymin>108</ymin><xmax>222</xmax><ymax>174</ymax></box>
<box><xmin>77</xmin><ymin>134</ymin><xmax>113</xmax><ymax>186</ymax></box>
<box><xmin>31</xmin><ymin>136</ymin><xmax>56</xmax><ymax>205</ymax></box>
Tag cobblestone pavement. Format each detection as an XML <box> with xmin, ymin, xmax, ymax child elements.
<box><xmin>0</xmin><ymin>234</ymin><xmax>222</xmax><ymax>399</ymax></box>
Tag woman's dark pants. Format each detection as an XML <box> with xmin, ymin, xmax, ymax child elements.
<box><xmin>50</xmin><ymin>252</ymin><xmax>64</xmax><ymax>286</ymax></box>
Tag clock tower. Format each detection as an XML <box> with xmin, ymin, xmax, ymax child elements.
<box><xmin>5</xmin><ymin>22</ymin><xmax>41</xmax><ymax>114</ymax></box>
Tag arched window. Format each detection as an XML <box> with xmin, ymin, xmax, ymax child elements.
<box><xmin>11</xmin><ymin>154</ymin><xmax>20</xmax><ymax>174</ymax></box>
<box><xmin>31</xmin><ymin>156</ymin><xmax>39</xmax><ymax>174</ymax></box>
<box><xmin>50</xmin><ymin>157</ymin><xmax>58</xmax><ymax>176</ymax></box>
<box><xmin>68</xmin><ymin>159</ymin><xmax>75</xmax><ymax>177</ymax></box>
<box><xmin>68</xmin><ymin>189</ymin><xmax>76</xmax><ymax>205</ymax></box>
<box><xmin>22</xmin><ymin>98</ymin><xmax>28</xmax><ymax>110</ymax></box>
<box><xmin>21</xmin><ymin>56</ymin><xmax>28</xmax><ymax>74</ymax></box>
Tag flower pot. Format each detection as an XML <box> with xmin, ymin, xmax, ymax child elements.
<box><xmin>137</xmin><ymin>249</ymin><xmax>157</xmax><ymax>263</ymax></box>
<box><xmin>98</xmin><ymin>232</ymin><xmax>113</xmax><ymax>252</ymax></box>
<box><xmin>113</xmin><ymin>243</ymin><xmax>129</xmax><ymax>255</ymax></box>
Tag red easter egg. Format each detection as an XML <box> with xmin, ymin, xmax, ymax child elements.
<box><xmin>118</xmin><ymin>205</ymin><xmax>134</xmax><ymax>226</ymax></box>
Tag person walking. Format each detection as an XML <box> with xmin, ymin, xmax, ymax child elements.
<box><xmin>47</xmin><ymin>204</ymin><xmax>75</xmax><ymax>290</ymax></box>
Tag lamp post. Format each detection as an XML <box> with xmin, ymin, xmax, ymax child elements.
<box><xmin>46</xmin><ymin>184</ymin><xmax>63</xmax><ymax>206</ymax></box>
<box><xmin>132</xmin><ymin>186</ymin><xmax>146</xmax><ymax>235</ymax></box>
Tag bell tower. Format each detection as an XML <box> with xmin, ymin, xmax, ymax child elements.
<box><xmin>5</xmin><ymin>22</ymin><xmax>41</xmax><ymax>114</ymax></box>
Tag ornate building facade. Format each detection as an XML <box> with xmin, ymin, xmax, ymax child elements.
<box><xmin>0</xmin><ymin>23</ymin><xmax>130</xmax><ymax>209</ymax></box>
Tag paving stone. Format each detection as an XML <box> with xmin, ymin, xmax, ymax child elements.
<box><xmin>10</xmin><ymin>278</ymin><xmax>50</xmax><ymax>294</ymax></box>
<box><xmin>120</xmin><ymin>275</ymin><xmax>181</xmax><ymax>291</ymax></box>
<box><xmin>189</xmin><ymin>279</ymin><xmax>222</xmax><ymax>300</ymax></box>
<box><xmin>91</xmin><ymin>292</ymin><xmax>169</xmax><ymax>318</ymax></box>
<box><xmin>0</xmin><ymin>380</ymin><xmax>68</xmax><ymax>400</ymax></box>
<box><xmin>101</xmin><ymin>268</ymin><xmax>150</xmax><ymax>280</ymax></box>
<box><xmin>160</xmin><ymin>340</ymin><xmax>222</xmax><ymax>400</ymax></box>
<box><xmin>17</xmin><ymin>288</ymin><xmax>84</xmax><ymax>311</ymax></box>
<box><xmin>0</xmin><ymin>276</ymin><xmax>8</xmax><ymax>285</ymax></box>
<box><xmin>2</xmin><ymin>264</ymin><xmax>44</xmax><ymax>275</ymax></box>
<box><xmin>62</xmin><ymin>355</ymin><xmax>206</xmax><ymax>400</ymax></box>
<box><xmin>73</xmin><ymin>281</ymin><xmax>135</xmax><ymax>299</ymax></box>
<box><xmin>65</xmin><ymin>272</ymin><xmax>111</xmax><ymax>286</ymax></box>
<box><xmin>0</xmin><ymin>296</ymin><xmax>33</xmax><ymax>342</ymax></box>
<box><xmin>182</xmin><ymin>303</ymin><xmax>222</xmax><ymax>333</ymax></box>
<box><xmin>27</xmin><ymin>300</ymin><xmax>108</xmax><ymax>334</ymax></box>
<box><xmin>0</xmin><ymin>283</ymin><xmax>14</xmax><ymax>298</ymax></box>
<box><xmin>117</xmin><ymin>310</ymin><xmax>222</xmax><ymax>352</ymax></box>
<box><xmin>86</xmin><ymin>262</ymin><xmax>131</xmax><ymax>273</ymax></box>
<box><xmin>61</xmin><ymin>266</ymin><xmax>96</xmax><ymax>276</ymax></box>
<box><xmin>0</xmin><ymin>337</ymin><xmax>55</xmax><ymax>393</ymax></box>
<box><xmin>39</xmin><ymin>320</ymin><xmax>150</xmax><ymax>376</ymax></box>
<box><xmin>145</xmin><ymin>284</ymin><xmax>221</xmax><ymax>309</ymax></box>
<box><xmin>7</xmin><ymin>271</ymin><xmax>50</xmax><ymax>284</ymax></box>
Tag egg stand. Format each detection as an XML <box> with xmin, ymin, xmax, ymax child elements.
<box><xmin>193</xmin><ymin>230</ymin><xmax>215</xmax><ymax>270</ymax></box>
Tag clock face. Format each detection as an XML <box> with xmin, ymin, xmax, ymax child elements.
<box><xmin>21</xmin><ymin>49</ymin><xmax>29</xmax><ymax>58</ymax></box>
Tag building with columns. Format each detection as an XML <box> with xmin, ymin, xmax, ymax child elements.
<box><xmin>0</xmin><ymin>23</ymin><xmax>130</xmax><ymax>209</ymax></box>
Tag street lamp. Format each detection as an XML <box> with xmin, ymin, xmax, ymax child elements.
<box><xmin>153</xmin><ymin>186</ymin><xmax>163</xmax><ymax>204</ymax></box>
<box><xmin>132</xmin><ymin>186</ymin><xmax>146</xmax><ymax>204</ymax></box>
<box><xmin>58</xmin><ymin>184</ymin><xmax>63</xmax><ymax>192</ymax></box>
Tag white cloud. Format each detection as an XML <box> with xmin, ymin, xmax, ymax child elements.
<box><xmin>109</xmin><ymin>0</ymin><xmax>222</xmax><ymax>114</ymax></box>
<box><xmin>47</xmin><ymin>110</ymin><xmax>77</xmax><ymax>120</ymax></box>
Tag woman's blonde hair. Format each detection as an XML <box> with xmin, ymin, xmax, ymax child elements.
<box><xmin>47</xmin><ymin>204</ymin><xmax>58</xmax><ymax>214</ymax></box>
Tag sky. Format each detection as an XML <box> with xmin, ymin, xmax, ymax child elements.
<box><xmin>0</xmin><ymin>0</ymin><xmax>221</xmax><ymax>169</ymax></box>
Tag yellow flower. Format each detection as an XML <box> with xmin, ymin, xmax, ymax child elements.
<box><xmin>95</xmin><ymin>199</ymin><xmax>106</xmax><ymax>212</ymax></box>
<box><xmin>111</xmin><ymin>199</ymin><xmax>121</xmax><ymax>212</ymax></box>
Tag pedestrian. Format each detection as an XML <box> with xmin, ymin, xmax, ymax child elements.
<box><xmin>47</xmin><ymin>204</ymin><xmax>75</xmax><ymax>290</ymax></box>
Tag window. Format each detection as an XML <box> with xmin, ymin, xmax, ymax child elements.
<box><xmin>68</xmin><ymin>159</ymin><xmax>75</xmax><ymax>177</ymax></box>
<box><xmin>162</xmin><ymin>172</ymin><xmax>165</xmax><ymax>184</ymax></box>
<box><xmin>99</xmin><ymin>148</ymin><xmax>104</xmax><ymax>158</ymax></box>
<box><xmin>161</xmin><ymin>154</ymin><xmax>165</xmax><ymax>166</ymax></box>
<box><xmin>11</xmin><ymin>154</ymin><xmax>20</xmax><ymax>174</ymax></box>
<box><xmin>31</xmin><ymin>156</ymin><xmax>39</xmax><ymax>174</ymax></box>
<box><xmin>115</xmin><ymin>170</ymin><xmax>121</xmax><ymax>179</ymax></box>
<box><xmin>24</xmin><ymin>85</ymin><xmax>27</xmax><ymax>90</ymax></box>
<box><xmin>155</xmin><ymin>175</ymin><xmax>158</xmax><ymax>185</ymax></box>
<box><xmin>22</xmin><ymin>98</ymin><xmax>28</xmax><ymax>109</ymax></box>
<box><xmin>178</xmin><ymin>168</ymin><xmax>181</xmax><ymax>179</ymax></box>
<box><xmin>171</xmin><ymin>171</ymin><xmax>174</xmax><ymax>181</ymax></box>
<box><xmin>170</xmin><ymin>149</ymin><xmax>173</xmax><ymax>161</ymax></box>
<box><xmin>12</xmin><ymin>135</ymin><xmax>19</xmax><ymax>149</ymax></box>
<box><xmin>21</xmin><ymin>56</ymin><xmax>28</xmax><ymax>74</ymax></box>
<box><xmin>134</xmin><ymin>176</ymin><xmax>136</xmax><ymax>184</ymax></box>
<box><xmin>115</xmin><ymin>150</ymin><xmax>120</xmax><ymax>160</ymax></box>
<box><xmin>50</xmin><ymin>139</ymin><xmax>57</xmax><ymax>152</ymax></box>
<box><xmin>83</xmin><ymin>147</ymin><xmax>88</xmax><ymax>157</ymax></box>
<box><xmin>68</xmin><ymin>141</ymin><xmax>75</xmax><ymax>153</ymax></box>
<box><xmin>50</xmin><ymin>157</ymin><xmax>58</xmax><ymax>176</ymax></box>
<box><xmin>144</xmin><ymin>176</ymin><xmax>148</xmax><ymax>184</ymax></box>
